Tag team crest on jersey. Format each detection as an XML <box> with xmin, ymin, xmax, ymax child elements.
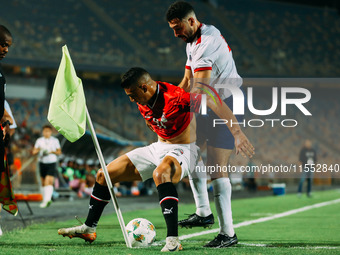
<box><xmin>171</xmin><ymin>148</ymin><xmax>184</xmax><ymax>156</ymax></box>
<box><xmin>161</xmin><ymin>113</ymin><xmax>167</xmax><ymax>122</ymax></box>
<box><xmin>189</xmin><ymin>54</ymin><xmax>192</xmax><ymax>61</ymax></box>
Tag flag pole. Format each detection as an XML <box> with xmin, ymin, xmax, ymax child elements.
<box><xmin>85</xmin><ymin>106</ymin><xmax>131</xmax><ymax>248</ymax></box>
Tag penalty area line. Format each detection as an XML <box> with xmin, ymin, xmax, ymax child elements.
<box><xmin>179</xmin><ymin>198</ymin><xmax>340</xmax><ymax>241</ymax></box>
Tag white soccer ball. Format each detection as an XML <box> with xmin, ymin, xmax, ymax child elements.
<box><xmin>126</xmin><ymin>218</ymin><xmax>156</xmax><ymax>248</ymax></box>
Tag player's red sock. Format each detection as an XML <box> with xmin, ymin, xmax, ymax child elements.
<box><xmin>85</xmin><ymin>182</ymin><xmax>111</xmax><ymax>228</ymax></box>
<box><xmin>157</xmin><ymin>182</ymin><xmax>179</xmax><ymax>237</ymax></box>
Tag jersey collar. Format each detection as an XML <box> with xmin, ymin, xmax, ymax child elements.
<box><xmin>147</xmin><ymin>83</ymin><xmax>159</xmax><ymax>109</ymax></box>
<box><xmin>192</xmin><ymin>23</ymin><xmax>203</xmax><ymax>46</ymax></box>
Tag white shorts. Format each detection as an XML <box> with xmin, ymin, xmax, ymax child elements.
<box><xmin>126</xmin><ymin>141</ymin><xmax>200</xmax><ymax>181</ymax></box>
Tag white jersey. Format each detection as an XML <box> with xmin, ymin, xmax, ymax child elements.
<box><xmin>34</xmin><ymin>136</ymin><xmax>60</xmax><ymax>164</ymax></box>
<box><xmin>185</xmin><ymin>24</ymin><xmax>242</xmax><ymax>99</ymax></box>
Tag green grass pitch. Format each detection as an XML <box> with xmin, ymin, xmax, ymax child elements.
<box><xmin>1</xmin><ymin>189</ymin><xmax>339</xmax><ymax>255</ymax></box>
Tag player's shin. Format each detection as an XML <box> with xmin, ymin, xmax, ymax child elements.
<box><xmin>212</xmin><ymin>178</ymin><xmax>235</xmax><ymax>237</ymax></box>
<box><xmin>157</xmin><ymin>182</ymin><xmax>179</xmax><ymax>237</ymax></box>
<box><xmin>189</xmin><ymin>160</ymin><xmax>212</xmax><ymax>217</ymax></box>
<box><xmin>84</xmin><ymin>182</ymin><xmax>111</xmax><ymax>228</ymax></box>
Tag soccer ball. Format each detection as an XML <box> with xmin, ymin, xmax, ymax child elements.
<box><xmin>126</xmin><ymin>218</ymin><xmax>156</xmax><ymax>248</ymax></box>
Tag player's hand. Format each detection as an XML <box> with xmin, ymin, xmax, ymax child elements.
<box><xmin>234</xmin><ymin>130</ymin><xmax>255</xmax><ymax>158</ymax></box>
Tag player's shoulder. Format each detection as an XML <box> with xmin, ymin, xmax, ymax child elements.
<box><xmin>35</xmin><ymin>137</ymin><xmax>44</xmax><ymax>145</ymax></box>
<box><xmin>36</xmin><ymin>137</ymin><xmax>44</xmax><ymax>142</ymax></box>
<box><xmin>201</xmin><ymin>24</ymin><xmax>221</xmax><ymax>41</ymax></box>
<box><xmin>201</xmin><ymin>24</ymin><xmax>221</xmax><ymax>37</ymax></box>
<box><xmin>158</xmin><ymin>81</ymin><xmax>183</xmax><ymax>93</ymax></box>
<box><xmin>196</xmin><ymin>24</ymin><xmax>222</xmax><ymax>48</ymax></box>
<box><xmin>48</xmin><ymin>136</ymin><xmax>59</xmax><ymax>143</ymax></box>
<box><xmin>51</xmin><ymin>136</ymin><xmax>59</xmax><ymax>141</ymax></box>
<box><xmin>158</xmin><ymin>81</ymin><xmax>185</xmax><ymax>101</ymax></box>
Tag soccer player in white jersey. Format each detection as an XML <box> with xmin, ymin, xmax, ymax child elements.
<box><xmin>33</xmin><ymin>125</ymin><xmax>61</xmax><ymax>208</ymax></box>
<box><xmin>166</xmin><ymin>1</ymin><xmax>251</xmax><ymax>248</ymax></box>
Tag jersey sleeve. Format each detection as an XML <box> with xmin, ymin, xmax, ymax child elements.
<box><xmin>54</xmin><ymin>138</ymin><xmax>61</xmax><ymax>149</ymax></box>
<box><xmin>192</xmin><ymin>37</ymin><xmax>219</xmax><ymax>73</ymax></box>
<box><xmin>185</xmin><ymin>58</ymin><xmax>191</xmax><ymax>70</ymax></box>
<box><xmin>185</xmin><ymin>44</ymin><xmax>191</xmax><ymax>70</ymax></box>
<box><xmin>34</xmin><ymin>138</ymin><xmax>41</xmax><ymax>149</ymax></box>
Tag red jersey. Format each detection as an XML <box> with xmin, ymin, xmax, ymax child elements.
<box><xmin>138</xmin><ymin>81</ymin><xmax>202</xmax><ymax>139</ymax></box>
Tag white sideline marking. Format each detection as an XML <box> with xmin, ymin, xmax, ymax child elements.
<box><xmin>250</xmin><ymin>213</ymin><xmax>274</xmax><ymax>217</ymax></box>
<box><xmin>179</xmin><ymin>198</ymin><xmax>340</xmax><ymax>241</ymax></box>
<box><xmin>239</xmin><ymin>243</ymin><xmax>339</xmax><ymax>249</ymax></box>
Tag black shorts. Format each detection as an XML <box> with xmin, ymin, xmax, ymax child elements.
<box><xmin>39</xmin><ymin>162</ymin><xmax>56</xmax><ymax>178</ymax></box>
<box><xmin>196</xmin><ymin>88</ymin><xmax>245</xmax><ymax>149</ymax></box>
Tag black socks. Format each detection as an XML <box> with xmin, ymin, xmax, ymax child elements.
<box><xmin>85</xmin><ymin>182</ymin><xmax>111</xmax><ymax>228</ymax></box>
<box><xmin>157</xmin><ymin>182</ymin><xmax>179</xmax><ymax>237</ymax></box>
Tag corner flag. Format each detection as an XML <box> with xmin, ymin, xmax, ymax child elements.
<box><xmin>47</xmin><ymin>45</ymin><xmax>86</xmax><ymax>142</ymax></box>
<box><xmin>47</xmin><ymin>46</ymin><xmax>131</xmax><ymax>247</ymax></box>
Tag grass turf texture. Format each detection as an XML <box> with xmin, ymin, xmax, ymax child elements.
<box><xmin>0</xmin><ymin>189</ymin><xmax>339</xmax><ymax>255</ymax></box>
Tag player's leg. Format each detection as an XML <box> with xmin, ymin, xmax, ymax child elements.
<box><xmin>39</xmin><ymin>163</ymin><xmax>49</xmax><ymax>208</ymax></box>
<box><xmin>202</xmin><ymin>94</ymin><xmax>243</xmax><ymax>248</ymax></box>
<box><xmin>40</xmin><ymin>174</ymin><xmax>54</xmax><ymax>208</ymax></box>
<box><xmin>58</xmin><ymin>154</ymin><xmax>141</xmax><ymax>242</ymax></box>
<box><xmin>179</xmin><ymin>115</ymin><xmax>214</xmax><ymax>228</ymax></box>
<box><xmin>307</xmin><ymin>172</ymin><xmax>312</xmax><ymax>197</ymax></box>
<box><xmin>153</xmin><ymin>155</ymin><xmax>183</xmax><ymax>252</ymax></box>
<box><xmin>178</xmin><ymin>159</ymin><xmax>214</xmax><ymax>228</ymax></box>
<box><xmin>40</xmin><ymin>163</ymin><xmax>56</xmax><ymax>208</ymax></box>
<box><xmin>84</xmin><ymin>155</ymin><xmax>141</xmax><ymax>228</ymax></box>
<box><xmin>297</xmin><ymin>171</ymin><xmax>306</xmax><ymax>196</ymax></box>
<box><xmin>204</xmin><ymin>146</ymin><xmax>238</xmax><ymax>248</ymax></box>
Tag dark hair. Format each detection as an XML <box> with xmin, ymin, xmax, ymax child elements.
<box><xmin>0</xmin><ymin>25</ymin><xmax>12</xmax><ymax>37</ymax></box>
<box><xmin>166</xmin><ymin>1</ymin><xmax>194</xmax><ymax>22</ymax></box>
<box><xmin>42</xmin><ymin>125</ymin><xmax>52</xmax><ymax>130</ymax></box>
<box><xmin>121</xmin><ymin>67</ymin><xmax>149</xmax><ymax>89</ymax></box>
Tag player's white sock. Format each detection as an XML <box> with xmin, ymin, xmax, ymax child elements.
<box><xmin>212</xmin><ymin>178</ymin><xmax>235</xmax><ymax>237</ymax></box>
<box><xmin>43</xmin><ymin>185</ymin><xmax>54</xmax><ymax>202</ymax></box>
<box><xmin>189</xmin><ymin>160</ymin><xmax>212</xmax><ymax>217</ymax></box>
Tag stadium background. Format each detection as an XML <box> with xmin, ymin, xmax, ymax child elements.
<box><xmin>1</xmin><ymin>0</ymin><xmax>340</xmax><ymax>236</ymax></box>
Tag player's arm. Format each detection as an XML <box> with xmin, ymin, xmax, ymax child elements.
<box><xmin>192</xmin><ymin>69</ymin><xmax>254</xmax><ymax>157</ymax></box>
<box><xmin>32</xmin><ymin>146</ymin><xmax>40</xmax><ymax>155</ymax></box>
<box><xmin>178</xmin><ymin>68</ymin><xmax>193</xmax><ymax>92</ymax></box>
<box><xmin>190</xmin><ymin>69</ymin><xmax>211</xmax><ymax>94</ymax></box>
<box><xmin>205</xmin><ymin>95</ymin><xmax>254</xmax><ymax>158</ymax></box>
<box><xmin>32</xmin><ymin>138</ymin><xmax>41</xmax><ymax>155</ymax></box>
<box><xmin>51</xmin><ymin>139</ymin><xmax>62</xmax><ymax>155</ymax></box>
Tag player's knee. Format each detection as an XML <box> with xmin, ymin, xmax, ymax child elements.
<box><xmin>153</xmin><ymin>164</ymin><xmax>171</xmax><ymax>185</ymax></box>
<box><xmin>96</xmin><ymin>169</ymin><xmax>106</xmax><ymax>185</ymax></box>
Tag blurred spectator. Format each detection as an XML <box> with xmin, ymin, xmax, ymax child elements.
<box><xmin>297</xmin><ymin>139</ymin><xmax>317</xmax><ymax>197</ymax></box>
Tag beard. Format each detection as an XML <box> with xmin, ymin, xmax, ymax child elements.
<box><xmin>179</xmin><ymin>26</ymin><xmax>198</xmax><ymax>43</ymax></box>
<box><xmin>184</xmin><ymin>34</ymin><xmax>196</xmax><ymax>43</ymax></box>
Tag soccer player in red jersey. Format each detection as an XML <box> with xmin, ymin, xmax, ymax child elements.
<box><xmin>58</xmin><ymin>67</ymin><xmax>254</xmax><ymax>251</ymax></box>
